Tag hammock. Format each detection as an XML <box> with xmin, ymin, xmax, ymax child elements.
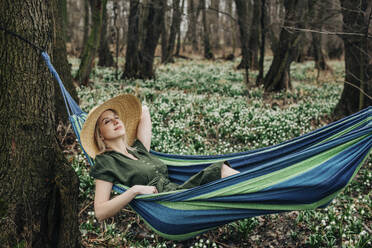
<box><xmin>42</xmin><ymin>52</ymin><xmax>372</xmax><ymax>240</ymax></box>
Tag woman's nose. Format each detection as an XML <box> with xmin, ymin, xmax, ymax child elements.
<box><xmin>112</xmin><ymin>118</ymin><xmax>118</xmax><ymax>124</ymax></box>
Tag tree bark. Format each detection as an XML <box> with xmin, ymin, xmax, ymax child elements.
<box><xmin>191</xmin><ymin>0</ymin><xmax>199</xmax><ymax>52</ymax></box>
<box><xmin>139</xmin><ymin>0</ymin><xmax>166</xmax><ymax>78</ymax></box>
<box><xmin>248</xmin><ymin>0</ymin><xmax>261</xmax><ymax>70</ymax></box>
<box><xmin>308</xmin><ymin>1</ymin><xmax>331</xmax><ymax>71</ymax></box>
<box><xmin>257</xmin><ymin>0</ymin><xmax>266</xmax><ymax>85</ymax></box>
<box><xmin>224</xmin><ymin>0</ymin><xmax>233</xmax><ymax>48</ymax></box>
<box><xmin>0</xmin><ymin>1</ymin><xmax>80</xmax><ymax>247</ymax></box>
<box><xmin>53</xmin><ymin>0</ymin><xmax>79</xmax><ymax>125</ymax></box>
<box><xmin>200</xmin><ymin>0</ymin><xmax>213</xmax><ymax>59</ymax></box>
<box><xmin>235</xmin><ymin>0</ymin><xmax>250</xmax><ymax>69</ymax></box>
<box><xmin>210</xmin><ymin>0</ymin><xmax>220</xmax><ymax>50</ymax></box>
<box><xmin>122</xmin><ymin>0</ymin><xmax>142</xmax><ymax>79</ymax></box>
<box><xmin>333</xmin><ymin>0</ymin><xmax>372</xmax><ymax>118</ymax></box>
<box><xmin>98</xmin><ymin>0</ymin><xmax>114</xmax><ymax>67</ymax></box>
<box><xmin>263</xmin><ymin>0</ymin><xmax>309</xmax><ymax>92</ymax></box>
<box><xmin>164</xmin><ymin>0</ymin><xmax>182</xmax><ymax>63</ymax></box>
<box><xmin>75</xmin><ymin>0</ymin><xmax>107</xmax><ymax>86</ymax></box>
<box><xmin>81</xmin><ymin>0</ymin><xmax>90</xmax><ymax>58</ymax></box>
<box><xmin>175</xmin><ymin>0</ymin><xmax>185</xmax><ymax>56</ymax></box>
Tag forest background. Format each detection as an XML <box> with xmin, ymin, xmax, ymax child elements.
<box><xmin>0</xmin><ymin>0</ymin><xmax>371</xmax><ymax>247</ymax></box>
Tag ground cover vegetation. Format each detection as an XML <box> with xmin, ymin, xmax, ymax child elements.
<box><xmin>65</xmin><ymin>57</ymin><xmax>371</xmax><ymax>247</ymax></box>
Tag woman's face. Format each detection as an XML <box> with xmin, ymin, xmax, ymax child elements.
<box><xmin>97</xmin><ymin>110</ymin><xmax>126</xmax><ymax>141</ymax></box>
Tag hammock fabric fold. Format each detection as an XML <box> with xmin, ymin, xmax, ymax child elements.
<box><xmin>43</xmin><ymin>52</ymin><xmax>372</xmax><ymax>240</ymax></box>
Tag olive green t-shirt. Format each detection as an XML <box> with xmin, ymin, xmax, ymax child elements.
<box><xmin>90</xmin><ymin>139</ymin><xmax>224</xmax><ymax>192</ymax></box>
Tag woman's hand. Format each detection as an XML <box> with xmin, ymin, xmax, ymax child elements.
<box><xmin>130</xmin><ymin>185</ymin><xmax>158</xmax><ymax>195</ymax></box>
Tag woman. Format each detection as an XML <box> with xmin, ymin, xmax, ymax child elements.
<box><xmin>80</xmin><ymin>94</ymin><xmax>239</xmax><ymax>221</ymax></box>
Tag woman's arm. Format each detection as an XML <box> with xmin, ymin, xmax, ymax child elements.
<box><xmin>94</xmin><ymin>179</ymin><xmax>157</xmax><ymax>221</ymax></box>
<box><xmin>136</xmin><ymin>105</ymin><xmax>152</xmax><ymax>152</ymax></box>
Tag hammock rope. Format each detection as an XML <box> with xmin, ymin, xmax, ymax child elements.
<box><xmin>2</xmin><ymin>27</ymin><xmax>371</xmax><ymax>240</ymax></box>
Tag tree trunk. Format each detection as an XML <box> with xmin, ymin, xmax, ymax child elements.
<box><xmin>0</xmin><ymin>1</ymin><xmax>80</xmax><ymax>247</ymax></box>
<box><xmin>248</xmin><ymin>0</ymin><xmax>261</xmax><ymax>70</ymax></box>
<box><xmin>188</xmin><ymin>0</ymin><xmax>198</xmax><ymax>52</ymax></box>
<box><xmin>175</xmin><ymin>0</ymin><xmax>185</xmax><ymax>56</ymax></box>
<box><xmin>163</xmin><ymin>0</ymin><xmax>181</xmax><ymax>63</ymax></box>
<box><xmin>210</xmin><ymin>0</ymin><xmax>220</xmax><ymax>50</ymax></box>
<box><xmin>201</xmin><ymin>0</ymin><xmax>213</xmax><ymax>59</ymax></box>
<box><xmin>235</xmin><ymin>0</ymin><xmax>250</xmax><ymax>69</ymax></box>
<box><xmin>161</xmin><ymin>10</ymin><xmax>169</xmax><ymax>63</ymax></box>
<box><xmin>263</xmin><ymin>0</ymin><xmax>309</xmax><ymax>92</ymax></box>
<box><xmin>122</xmin><ymin>0</ymin><xmax>141</xmax><ymax>79</ymax></box>
<box><xmin>75</xmin><ymin>0</ymin><xmax>107</xmax><ymax>86</ymax></box>
<box><xmin>333</xmin><ymin>0</ymin><xmax>372</xmax><ymax>118</ymax></box>
<box><xmin>224</xmin><ymin>0</ymin><xmax>233</xmax><ymax>48</ymax></box>
<box><xmin>139</xmin><ymin>0</ymin><xmax>166</xmax><ymax>78</ymax></box>
<box><xmin>53</xmin><ymin>0</ymin><xmax>79</xmax><ymax>125</ymax></box>
<box><xmin>98</xmin><ymin>0</ymin><xmax>114</xmax><ymax>67</ymax></box>
<box><xmin>256</xmin><ymin>0</ymin><xmax>266</xmax><ymax>85</ymax></box>
<box><xmin>81</xmin><ymin>0</ymin><xmax>90</xmax><ymax>58</ymax></box>
<box><xmin>309</xmin><ymin>1</ymin><xmax>331</xmax><ymax>71</ymax></box>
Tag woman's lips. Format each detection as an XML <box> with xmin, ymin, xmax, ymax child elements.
<box><xmin>114</xmin><ymin>126</ymin><xmax>123</xmax><ymax>131</ymax></box>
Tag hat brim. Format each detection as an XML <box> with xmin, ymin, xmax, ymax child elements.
<box><xmin>80</xmin><ymin>94</ymin><xmax>142</xmax><ymax>158</ymax></box>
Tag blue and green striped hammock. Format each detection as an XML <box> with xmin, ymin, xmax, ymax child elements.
<box><xmin>43</xmin><ymin>52</ymin><xmax>372</xmax><ymax>240</ymax></box>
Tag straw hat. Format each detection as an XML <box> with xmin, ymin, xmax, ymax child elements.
<box><xmin>80</xmin><ymin>94</ymin><xmax>142</xmax><ymax>158</ymax></box>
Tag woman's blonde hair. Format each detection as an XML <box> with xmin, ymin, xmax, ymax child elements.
<box><xmin>94</xmin><ymin>109</ymin><xmax>137</xmax><ymax>155</ymax></box>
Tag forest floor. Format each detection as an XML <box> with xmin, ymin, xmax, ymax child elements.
<box><xmin>61</xmin><ymin>57</ymin><xmax>371</xmax><ymax>248</ymax></box>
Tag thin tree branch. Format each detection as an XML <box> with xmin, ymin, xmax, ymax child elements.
<box><xmin>282</xmin><ymin>26</ymin><xmax>372</xmax><ymax>39</ymax></box>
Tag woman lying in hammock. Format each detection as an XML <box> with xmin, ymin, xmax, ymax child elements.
<box><xmin>80</xmin><ymin>94</ymin><xmax>240</xmax><ymax>221</ymax></box>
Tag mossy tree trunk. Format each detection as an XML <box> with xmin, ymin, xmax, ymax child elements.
<box><xmin>98</xmin><ymin>0</ymin><xmax>114</xmax><ymax>67</ymax></box>
<box><xmin>333</xmin><ymin>0</ymin><xmax>372</xmax><ymax>118</ymax></box>
<box><xmin>75</xmin><ymin>0</ymin><xmax>107</xmax><ymax>86</ymax></box>
<box><xmin>0</xmin><ymin>1</ymin><xmax>80</xmax><ymax>247</ymax></box>
<box><xmin>263</xmin><ymin>0</ymin><xmax>309</xmax><ymax>92</ymax></box>
<box><xmin>201</xmin><ymin>0</ymin><xmax>214</xmax><ymax>59</ymax></box>
<box><xmin>235</xmin><ymin>0</ymin><xmax>250</xmax><ymax>70</ymax></box>
<box><xmin>53</xmin><ymin>0</ymin><xmax>79</xmax><ymax>125</ymax></box>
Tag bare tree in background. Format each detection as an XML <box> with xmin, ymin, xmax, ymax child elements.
<box><xmin>53</xmin><ymin>0</ymin><xmax>79</xmax><ymax>124</ymax></box>
<box><xmin>162</xmin><ymin>0</ymin><xmax>182</xmax><ymax>63</ymax></box>
<box><xmin>175</xmin><ymin>0</ymin><xmax>186</xmax><ymax>56</ymax></box>
<box><xmin>201</xmin><ymin>0</ymin><xmax>213</xmax><ymax>59</ymax></box>
<box><xmin>334</xmin><ymin>0</ymin><xmax>372</xmax><ymax>117</ymax></box>
<box><xmin>235</xmin><ymin>0</ymin><xmax>250</xmax><ymax>69</ymax></box>
<box><xmin>98</xmin><ymin>0</ymin><xmax>114</xmax><ymax>67</ymax></box>
<box><xmin>81</xmin><ymin>0</ymin><xmax>90</xmax><ymax>56</ymax></box>
<box><xmin>123</xmin><ymin>0</ymin><xmax>141</xmax><ymax>79</ymax></box>
<box><xmin>75</xmin><ymin>0</ymin><xmax>107</xmax><ymax>85</ymax></box>
<box><xmin>123</xmin><ymin>0</ymin><xmax>165</xmax><ymax>79</ymax></box>
<box><xmin>188</xmin><ymin>0</ymin><xmax>199</xmax><ymax>52</ymax></box>
<box><xmin>210</xmin><ymin>0</ymin><xmax>220</xmax><ymax>50</ymax></box>
<box><xmin>247</xmin><ymin>0</ymin><xmax>261</xmax><ymax>70</ymax></box>
<box><xmin>140</xmin><ymin>0</ymin><xmax>166</xmax><ymax>78</ymax></box>
<box><xmin>263</xmin><ymin>0</ymin><xmax>310</xmax><ymax>92</ymax></box>
<box><xmin>309</xmin><ymin>1</ymin><xmax>331</xmax><ymax>72</ymax></box>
